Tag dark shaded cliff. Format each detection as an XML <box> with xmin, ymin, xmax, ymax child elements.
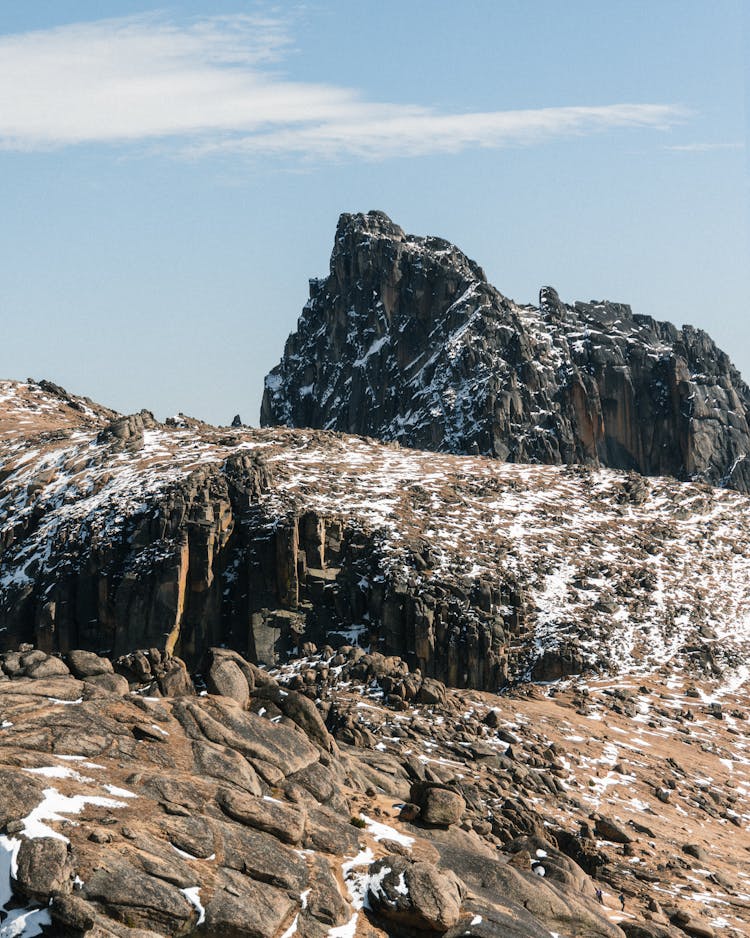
<box><xmin>262</xmin><ymin>211</ymin><xmax>750</xmax><ymax>492</ymax></box>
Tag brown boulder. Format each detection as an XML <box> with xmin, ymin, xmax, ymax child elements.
<box><xmin>217</xmin><ymin>787</ymin><xmax>306</xmax><ymax>845</ymax></box>
<box><xmin>85</xmin><ymin>672</ymin><xmax>130</xmax><ymax>695</ymax></box>
<box><xmin>192</xmin><ymin>740</ymin><xmax>263</xmax><ymax>795</ymax></box>
<box><xmin>13</xmin><ymin>837</ymin><xmax>71</xmax><ymax>901</ymax></box>
<box><xmin>366</xmin><ymin>854</ymin><xmax>465</xmax><ymax>932</ymax></box>
<box><xmin>594</xmin><ymin>815</ymin><xmax>632</xmax><ymax>844</ymax></box>
<box><xmin>67</xmin><ymin>650</ymin><xmax>114</xmax><ymax>677</ymax></box>
<box><xmin>202</xmin><ymin>867</ymin><xmax>297</xmax><ymax>938</ymax></box>
<box><xmin>411</xmin><ymin>782</ymin><xmax>465</xmax><ymax>827</ymax></box>
<box><xmin>81</xmin><ymin>858</ymin><xmax>196</xmax><ymax>933</ymax></box>
<box><xmin>416</xmin><ymin>677</ymin><xmax>448</xmax><ymax>706</ymax></box>
<box><xmin>156</xmin><ymin>657</ymin><xmax>194</xmax><ymax>697</ymax></box>
<box><xmin>25</xmin><ymin>655</ymin><xmax>70</xmax><ymax>679</ymax></box>
<box><xmin>206</xmin><ymin>657</ymin><xmax>250</xmax><ymax>705</ymax></box>
<box><xmin>0</xmin><ymin>769</ymin><xmax>45</xmax><ymax>828</ymax></box>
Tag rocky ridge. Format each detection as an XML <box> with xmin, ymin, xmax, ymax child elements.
<box><xmin>2</xmin><ymin>380</ymin><xmax>750</xmax><ymax>689</ymax></box>
<box><xmin>0</xmin><ymin>643</ymin><xmax>747</xmax><ymax>937</ymax></box>
<box><xmin>261</xmin><ymin>211</ymin><xmax>750</xmax><ymax>493</ymax></box>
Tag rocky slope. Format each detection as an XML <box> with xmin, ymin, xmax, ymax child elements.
<box><xmin>0</xmin><ymin>644</ymin><xmax>747</xmax><ymax>937</ymax></box>
<box><xmin>2</xmin><ymin>380</ymin><xmax>750</xmax><ymax>690</ymax></box>
<box><xmin>261</xmin><ymin>211</ymin><xmax>750</xmax><ymax>493</ymax></box>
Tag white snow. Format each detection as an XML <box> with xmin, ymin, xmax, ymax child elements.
<box><xmin>20</xmin><ymin>788</ymin><xmax>127</xmax><ymax>842</ymax></box>
<box><xmin>101</xmin><ymin>784</ymin><xmax>137</xmax><ymax>799</ymax></box>
<box><xmin>280</xmin><ymin>914</ymin><xmax>299</xmax><ymax>937</ymax></box>
<box><xmin>359</xmin><ymin>813</ymin><xmax>414</xmax><ymax>847</ymax></box>
<box><xmin>0</xmin><ymin>907</ymin><xmax>52</xmax><ymax>937</ymax></box>
<box><xmin>180</xmin><ymin>886</ymin><xmax>205</xmax><ymax>925</ymax></box>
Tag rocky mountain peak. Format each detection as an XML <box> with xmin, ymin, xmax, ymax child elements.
<box><xmin>263</xmin><ymin>214</ymin><xmax>750</xmax><ymax>493</ymax></box>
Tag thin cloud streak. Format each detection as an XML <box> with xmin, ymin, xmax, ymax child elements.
<box><xmin>664</xmin><ymin>142</ymin><xmax>744</xmax><ymax>152</ymax></box>
<box><xmin>0</xmin><ymin>15</ymin><xmax>688</xmax><ymax>160</ymax></box>
<box><xmin>195</xmin><ymin>104</ymin><xmax>685</xmax><ymax>161</ymax></box>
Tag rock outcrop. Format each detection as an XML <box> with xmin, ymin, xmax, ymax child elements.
<box><xmin>2</xmin><ymin>379</ymin><xmax>750</xmax><ymax>690</ymax></box>
<box><xmin>262</xmin><ymin>211</ymin><xmax>750</xmax><ymax>493</ymax></box>
<box><xmin>1</xmin><ymin>643</ymin><xmax>747</xmax><ymax>936</ymax></box>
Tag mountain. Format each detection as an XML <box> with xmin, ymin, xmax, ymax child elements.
<box><xmin>261</xmin><ymin>211</ymin><xmax>750</xmax><ymax>493</ymax></box>
<box><xmin>1</xmin><ymin>379</ymin><xmax>749</xmax><ymax>692</ymax></box>
<box><xmin>1</xmin><ymin>371</ymin><xmax>750</xmax><ymax>936</ymax></box>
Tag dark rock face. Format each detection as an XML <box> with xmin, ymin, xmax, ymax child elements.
<box><xmin>262</xmin><ymin>210</ymin><xmax>750</xmax><ymax>493</ymax></box>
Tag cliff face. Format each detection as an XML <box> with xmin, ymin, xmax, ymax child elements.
<box><xmin>261</xmin><ymin>211</ymin><xmax>750</xmax><ymax>492</ymax></box>
<box><xmin>2</xmin><ymin>380</ymin><xmax>750</xmax><ymax>691</ymax></box>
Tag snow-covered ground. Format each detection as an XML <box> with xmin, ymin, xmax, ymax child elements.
<box><xmin>2</xmin><ymin>380</ymin><xmax>750</xmax><ymax>680</ymax></box>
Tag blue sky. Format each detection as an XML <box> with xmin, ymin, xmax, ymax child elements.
<box><xmin>1</xmin><ymin>1</ymin><xmax>747</xmax><ymax>425</ymax></box>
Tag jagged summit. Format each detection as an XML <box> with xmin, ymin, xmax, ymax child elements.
<box><xmin>262</xmin><ymin>212</ymin><xmax>750</xmax><ymax>493</ymax></box>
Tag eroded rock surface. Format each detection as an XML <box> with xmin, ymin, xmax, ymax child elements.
<box><xmin>1</xmin><ymin>646</ymin><xmax>747</xmax><ymax>936</ymax></box>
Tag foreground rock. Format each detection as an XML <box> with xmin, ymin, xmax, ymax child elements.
<box><xmin>1</xmin><ymin>644</ymin><xmax>747</xmax><ymax>936</ymax></box>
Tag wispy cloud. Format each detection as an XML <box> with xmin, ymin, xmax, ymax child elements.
<box><xmin>0</xmin><ymin>14</ymin><xmax>687</xmax><ymax>161</ymax></box>
<box><xmin>664</xmin><ymin>142</ymin><xmax>744</xmax><ymax>152</ymax></box>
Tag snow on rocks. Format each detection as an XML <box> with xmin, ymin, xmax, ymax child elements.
<box><xmin>3</xmin><ymin>378</ymin><xmax>750</xmax><ymax>687</ymax></box>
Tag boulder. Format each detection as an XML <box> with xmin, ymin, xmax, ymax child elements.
<box><xmin>412</xmin><ymin>782</ymin><xmax>466</xmax><ymax>827</ymax></box>
<box><xmin>13</xmin><ymin>836</ymin><xmax>72</xmax><ymax>901</ymax></box>
<box><xmin>217</xmin><ymin>787</ymin><xmax>306</xmax><ymax>845</ymax></box>
<box><xmin>202</xmin><ymin>867</ymin><xmax>297</xmax><ymax>938</ymax></box>
<box><xmin>218</xmin><ymin>820</ymin><xmax>308</xmax><ymax>893</ymax></box>
<box><xmin>669</xmin><ymin>910</ymin><xmax>716</xmax><ymax>938</ymax></box>
<box><xmin>366</xmin><ymin>854</ymin><xmax>465</xmax><ymax>932</ymax></box>
<box><xmin>67</xmin><ymin>650</ymin><xmax>114</xmax><ymax>677</ymax></box>
<box><xmin>206</xmin><ymin>657</ymin><xmax>250</xmax><ymax>705</ymax></box>
<box><xmin>81</xmin><ymin>859</ymin><xmax>197</xmax><ymax>933</ymax></box>
<box><xmin>594</xmin><ymin>815</ymin><xmax>632</xmax><ymax>844</ymax></box>
<box><xmin>156</xmin><ymin>657</ymin><xmax>194</xmax><ymax>697</ymax></box>
<box><xmin>0</xmin><ymin>769</ymin><xmax>45</xmax><ymax>828</ymax></box>
<box><xmin>192</xmin><ymin>740</ymin><xmax>263</xmax><ymax>795</ymax></box>
<box><xmin>253</xmin><ymin>684</ymin><xmax>332</xmax><ymax>751</ymax></box>
<box><xmin>85</xmin><ymin>672</ymin><xmax>130</xmax><ymax>695</ymax></box>
<box><xmin>416</xmin><ymin>678</ymin><xmax>448</xmax><ymax>707</ymax></box>
<box><xmin>305</xmin><ymin>855</ymin><xmax>351</xmax><ymax>927</ymax></box>
<box><xmin>25</xmin><ymin>655</ymin><xmax>70</xmax><ymax>679</ymax></box>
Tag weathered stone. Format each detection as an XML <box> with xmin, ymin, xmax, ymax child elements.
<box><xmin>85</xmin><ymin>672</ymin><xmax>130</xmax><ymax>695</ymax></box>
<box><xmin>218</xmin><ymin>820</ymin><xmax>308</xmax><ymax>892</ymax></box>
<box><xmin>156</xmin><ymin>657</ymin><xmax>194</xmax><ymax>697</ymax></box>
<box><xmin>173</xmin><ymin>696</ymin><xmax>319</xmax><ymax>777</ymax></box>
<box><xmin>82</xmin><ymin>859</ymin><xmax>196</xmax><ymax>933</ymax></box>
<box><xmin>202</xmin><ymin>867</ymin><xmax>297</xmax><ymax>938</ymax></box>
<box><xmin>412</xmin><ymin>782</ymin><xmax>466</xmax><ymax>827</ymax></box>
<box><xmin>50</xmin><ymin>893</ymin><xmax>98</xmax><ymax>932</ymax></box>
<box><xmin>0</xmin><ymin>769</ymin><xmax>45</xmax><ymax>828</ymax></box>
<box><xmin>192</xmin><ymin>740</ymin><xmax>263</xmax><ymax>795</ymax></box>
<box><xmin>217</xmin><ymin>787</ymin><xmax>306</xmax><ymax>844</ymax></box>
<box><xmin>305</xmin><ymin>855</ymin><xmax>350</xmax><ymax>926</ymax></box>
<box><xmin>25</xmin><ymin>655</ymin><xmax>70</xmax><ymax>679</ymax></box>
<box><xmin>206</xmin><ymin>657</ymin><xmax>250</xmax><ymax>705</ymax></box>
<box><xmin>366</xmin><ymin>854</ymin><xmax>465</xmax><ymax>932</ymax></box>
<box><xmin>416</xmin><ymin>677</ymin><xmax>448</xmax><ymax>707</ymax></box>
<box><xmin>161</xmin><ymin>815</ymin><xmax>217</xmax><ymax>860</ymax></box>
<box><xmin>13</xmin><ymin>836</ymin><xmax>71</xmax><ymax>901</ymax></box>
<box><xmin>594</xmin><ymin>815</ymin><xmax>633</xmax><ymax>844</ymax></box>
<box><xmin>254</xmin><ymin>684</ymin><xmax>332</xmax><ymax>751</ymax></box>
<box><xmin>67</xmin><ymin>650</ymin><xmax>115</xmax><ymax>677</ymax></box>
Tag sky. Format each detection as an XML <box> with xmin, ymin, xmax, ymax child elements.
<box><xmin>0</xmin><ymin>1</ymin><xmax>747</xmax><ymax>426</ymax></box>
